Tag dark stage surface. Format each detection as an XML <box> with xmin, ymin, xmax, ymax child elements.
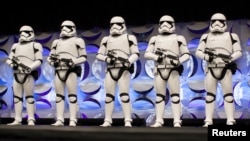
<box><xmin>1</xmin><ymin>118</ymin><xmax>250</xmax><ymax>141</ymax></box>
<box><xmin>0</xmin><ymin>125</ymin><xmax>207</xmax><ymax>141</ymax></box>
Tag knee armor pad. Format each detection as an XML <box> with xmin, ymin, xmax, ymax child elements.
<box><xmin>171</xmin><ymin>93</ymin><xmax>180</xmax><ymax>104</ymax></box>
<box><xmin>56</xmin><ymin>94</ymin><xmax>65</xmax><ymax>103</ymax></box>
<box><xmin>68</xmin><ymin>94</ymin><xmax>77</xmax><ymax>103</ymax></box>
<box><xmin>105</xmin><ymin>93</ymin><xmax>115</xmax><ymax>103</ymax></box>
<box><xmin>205</xmin><ymin>92</ymin><xmax>216</xmax><ymax>103</ymax></box>
<box><xmin>156</xmin><ymin>93</ymin><xmax>165</xmax><ymax>104</ymax></box>
<box><xmin>120</xmin><ymin>93</ymin><xmax>130</xmax><ymax>103</ymax></box>
<box><xmin>14</xmin><ymin>95</ymin><xmax>23</xmax><ymax>104</ymax></box>
<box><xmin>224</xmin><ymin>93</ymin><xmax>234</xmax><ymax>103</ymax></box>
<box><xmin>25</xmin><ymin>95</ymin><xmax>34</xmax><ymax>104</ymax></box>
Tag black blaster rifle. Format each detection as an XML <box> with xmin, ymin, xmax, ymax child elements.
<box><xmin>204</xmin><ymin>48</ymin><xmax>216</xmax><ymax>59</ymax></box>
<box><xmin>107</xmin><ymin>50</ymin><xmax>134</xmax><ymax>73</ymax></box>
<box><xmin>155</xmin><ymin>48</ymin><xmax>179</xmax><ymax>60</ymax></box>
<box><xmin>217</xmin><ymin>53</ymin><xmax>231</xmax><ymax>63</ymax></box>
<box><xmin>60</xmin><ymin>58</ymin><xmax>74</xmax><ymax>68</ymax></box>
<box><xmin>155</xmin><ymin>48</ymin><xmax>179</xmax><ymax>66</ymax></box>
<box><xmin>12</xmin><ymin>56</ymin><xmax>31</xmax><ymax>72</ymax></box>
<box><xmin>50</xmin><ymin>54</ymin><xmax>60</xmax><ymax>62</ymax></box>
<box><xmin>204</xmin><ymin>48</ymin><xmax>231</xmax><ymax>63</ymax></box>
<box><xmin>107</xmin><ymin>50</ymin><xmax>129</xmax><ymax>64</ymax></box>
<box><xmin>49</xmin><ymin>54</ymin><xmax>60</xmax><ymax>67</ymax></box>
<box><xmin>50</xmin><ymin>54</ymin><xmax>74</xmax><ymax>68</ymax></box>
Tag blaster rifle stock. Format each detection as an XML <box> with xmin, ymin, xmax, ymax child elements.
<box><xmin>50</xmin><ymin>54</ymin><xmax>59</xmax><ymax>62</ymax></box>
<box><xmin>217</xmin><ymin>53</ymin><xmax>231</xmax><ymax>63</ymax></box>
<box><xmin>205</xmin><ymin>48</ymin><xmax>231</xmax><ymax>62</ymax></box>
<box><xmin>155</xmin><ymin>48</ymin><xmax>178</xmax><ymax>60</ymax></box>
<box><xmin>155</xmin><ymin>48</ymin><xmax>165</xmax><ymax>57</ymax></box>
<box><xmin>107</xmin><ymin>50</ymin><xmax>116</xmax><ymax>59</ymax></box>
<box><xmin>107</xmin><ymin>50</ymin><xmax>129</xmax><ymax>63</ymax></box>
<box><xmin>204</xmin><ymin>48</ymin><xmax>216</xmax><ymax>58</ymax></box>
<box><xmin>12</xmin><ymin>56</ymin><xmax>30</xmax><ymax>71</ymax></box>
<box><xmin>60</xmin><ymin>58</ymin><xmax>73</xmax><ymax>68</ymax></box>
<box><xmin>166</xmin><ymin>54</ymin><xmax>178</xmax><ymax>60</ymax></box>
<box><xmin>60</xmin><ymin>58</ymin><xmax>72</xmax><ymax>63</ymax></box>
<box><xmin>116</xmin><ymin>56</ymin><xmax>127</xmax><ymax>62</ymax></box>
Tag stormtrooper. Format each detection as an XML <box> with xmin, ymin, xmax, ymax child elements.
<box><xmin>195</xmin><ymin>13</ymin><xmax>242</xmax><ymax>127</ymax></box>
<box><xmin>144</xmin><ymin>15</ymin><xmax>190</xmax><ymax>127</ymax></box>
<box><xmin>47</xmin><ymin>20</ymin><xmax>87</xmax><ymax>126</ymax></box>
<box><xmin>96</xmin><ymin>16</ymin><xmax>139</xmax><ymax>127</ymax></box>
<box><xmin>6</xmin><ymin>25</ymin><xmax>43</xmax><ymax>126</ymax></box>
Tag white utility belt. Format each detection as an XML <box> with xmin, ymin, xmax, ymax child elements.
<box><xmin>207</xmin><ymin>63</ymin><xmax>226</xmax><ymax>68</ymax></box>
<box><xmin>55</xmin><ymin>66</ymin><xmax>71</xmax><ymax>70</ymax></box>
<box><xmin>107</xmin><ymin>63</ymin><xmax>124</xmax><ymax>68</ymax></box>
<box><xmin>156</xmin><ymin>64</ymin><xmax>175</xmax><ymax>69</ymax></box>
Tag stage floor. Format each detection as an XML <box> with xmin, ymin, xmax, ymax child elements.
<box><xmin>0</xmin><ymin>118</ymin><xmax>249</xmax><ymax>141</ymax></box>
<box><xmin>0</xmin><ymin>125</ymin><xmax>207</xmax><ymax>141</ymax></box>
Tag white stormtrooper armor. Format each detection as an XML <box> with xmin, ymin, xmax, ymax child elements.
<box><xmin>6</xmin><ymin>25</ymin><xmax>43</xmax><ymax>126</ymax></box>
<box><xmin>144</xmin><ymin>15</ymin><xmax>190</xmax><ymax>127</ymax></box>
<box><xmin>96</xmin><ymin>16</ymin><xmax>139</xmax><ymax>127</ymax></box>
<box><xmin>195</xmin><ymin>13</ymin><xmax>242</xmax><ymax>127</ymax></box>
<box><xmin>47</xmin><ymin>20</ymin><xmax>87</xmax><ymax>126</ymax></box>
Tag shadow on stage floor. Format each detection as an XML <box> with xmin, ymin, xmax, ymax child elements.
<box><xmin>0</xmin><ymin>118</ymin><xmax>249</xmax><ymax>141</ymax></box>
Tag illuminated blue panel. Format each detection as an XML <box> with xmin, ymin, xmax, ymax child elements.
<box><xmin>138</xmin><ymin>41</ymin><xmax>148</xmax><ymax>51</ymax></box>
<box><xmin>188</xmin><ymin>37</ymin><xmax>200</xmax><ymax>49</ymax></box>
<box><xmin>0</xmin><ymin>49</ymin><xmax>8</xmax><ymax>58</ymax></box>
<box><xmin>86</xmin><ymin>44</ymin><xmax>99</xmax><ymax>54</ymax></box>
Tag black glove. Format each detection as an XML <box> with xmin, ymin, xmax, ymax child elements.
<box><xmin>227</xmin><ymin>62</ymin><xmax>237</xmax><ymax>74</ymax></box>
<box><xmin>66</xmin><ymin>59</ymin><xmax>74</xmax><ymax>68</ymax></box>
<box><xmin>11</xmin><ymin>63</ymin><xmax>18</xmax><ymax>70</ymax></box>
<box><xmin>51</xmin><ymin>61</ymin><xmax>59</xmax><ymax>67</ymax></box>
<box><xmin>123</xmin><ymin>60</ymin><xmax>131</xmax><ymax>68</ymax></box>
<box><xmin>205</xmin><ymin>54</ymin><xmax>213</xmax><ymax>62</ymax></box>
<box><xmin>24</xmin><ymin>67</ymin><xmax>32</xmax><ymax>74</ymax></box>
<box><xmin>170</xmin><ymin>59</ymin><xmax>180</xmax><ymax>66</ymax></box>
<box><xmin>157</xmin><ymin>56</ymin><xmax>163</xmax><ymax>63</ymax></box>
<box><xmin>105</xmin><ymin>57</ymin><xmax>116</xmax><ymax>65</ymax></box>
<box><xmin>208</xmin><ymin>55</ymin><xmax>213</xmax><ymax>62</ymax></box>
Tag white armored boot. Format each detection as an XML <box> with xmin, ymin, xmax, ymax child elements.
<box><xmin>224</xmin><ymin>98</ymin><xmax>236</xmax><ymax>126</ymax></box>
<box><xmin>203</xmin><ymin>121</ymin><xmax>213</xmax><ymax>127</ymax></box>
<box><xmin>7</xmin><ymin>100</ymin><xmax>23</xmax><ymax>126</ymax></box>
<box><xmin>69</xmin><ymin>120</ymin><xmax>77</xmax><ymax>127</ymax></box>
<box><xmin>172</xmin><ymin>101</ymin><xmax>182</xmax><ymax>128</ymax></box>
<box><xmin>7</xmin><ymin>120</ymin><xmax>22</xmax><ymax>126</ymax></box>
<box><xmin>51</xmin><ymin>99</ymin><xmax>65</xmax><ymax>126</ymax></box>
<box><xmin>150</xmin><ymin>120</ymin><xmax>163</xmax><ymax>128</ymax></box>
<box><xmin>28</xmin><ymin>119</ymin><xmax>36</xmax><ymax>126</ymax></box>
<box><xmin>100</xmin><ymin>98</ymin><xmax>114</xmax><ymax>127</ymax></box>
<box><xmin>51</xmin><ymin>119</ymin><xmax>64</xmax><ymax>126</ymax></box>
<box><xmin>100</xmin><ymin>120</ymin><xmax>112</xmax><ymax>127</ymax></box>
<box><xmin>69</xmin><ymin>96</ymin><xmax>78</xmax><ymax>127</ymax></box>
<box><xmin>26</xmin><ymin>98</ymin><xmax>36</xmax><ymax>126</ymax></box>
<box><xmin>151</xmin><ymin>98</ymin><xmax>165</xmax><ymax>128</ymax></box>
<box><xmin>173</xmin><ymin>121</ymin><xmax>182</xmax><ymax>128</ymax></box>
<box><xmin>125</xmin><ymin>120</ymin><xmax>132</xmax><ymax>127</ymax></box>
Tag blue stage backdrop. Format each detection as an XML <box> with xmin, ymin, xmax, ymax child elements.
<box><xmin>1</xmin><ymin>19</ymin><xmax>250</xmax><ymax>125</ymax></box>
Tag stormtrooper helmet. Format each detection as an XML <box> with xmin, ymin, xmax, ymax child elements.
<box><xmin>158</xmin><ymin>15</ymin><xmax>175</xmax><ymax>34</ymax></box>
<box><xmin>110</xmin><ymin>16</ymin><xmax>126</xmax><ymax>36</ymax></box>
<box><xmin>210</xmin><ymin>13</ymin><xmax>227</xmax><ymax>33</ymax></box>
<box><xmin>19</xmin><ymin>25</ymin><xmax>35</xmax><ymax>43</ymax></box>
<box><xmin>60</xmin><ymin>20</ymin><xmax>76</xmax><ymax>38</ymax></box>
